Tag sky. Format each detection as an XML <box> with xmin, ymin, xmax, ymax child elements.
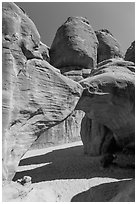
<box><xmin>15</xmin><ymin>2</ymin><xmax>135</xmax><ymax>54</ymax></box>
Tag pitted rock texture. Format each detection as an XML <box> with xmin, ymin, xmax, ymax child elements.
<box><xmin>50</xmin><ymin>16</ymin><xmax>98</xmax><ymax>70</ymax></box>
<box><xmin>125</xmin><ymin>41</ymin><xmax>135</xmax><ymax>63</ymax></box>
<box><xmin>95</xmin><ymin>29</ymin><xmax>123</xmax><ymax>63</ymax></box>
<box><xmin>2</xmin><ymin>2</ymin><xmax>83</xmax><ymax>181</ymax></box>
<box><xmin>76</xmin><ymin>58</ymin><xmax>135</xmax><ymax>155</ymax></box>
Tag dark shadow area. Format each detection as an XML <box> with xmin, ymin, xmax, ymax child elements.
<box><xmin>13</xmin><ymin>145</ymin><xmax>134</xmax><ymax>183</ymax></box>
<box><xmin>71</xmin><ymin>179</ymin><xmax>135</xmax><ymax>202</ymax></box>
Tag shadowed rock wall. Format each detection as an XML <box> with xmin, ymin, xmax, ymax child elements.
<box><xmin>95</xmin><ymin>29</ymin><xmax>123</xmax><ymax>63</ymax></box>
<box><xmin>125</xmin><ymin>41</ymin><xmax>135</xmax><ymax>63</ymax></box>
<box><xmin>76</xmin><ymin>58</ymin><xmax>135</xmax><ymax>155</ymax></box>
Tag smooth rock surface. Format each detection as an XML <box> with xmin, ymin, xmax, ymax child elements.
<box><xmin>71</xmin><ymin>179</ymin><xmax>134</xmax><ymax>202</ymax></box>
<box><xmin>125</xmin><ymin>41</ymin><xmax>135</xmax><ymax>63</ymax></box>
<box><xmin>76</xmin><ymin>58</ymin><xmax>135</xmax><ymax>155</ymax></box>
<box><xmin>95</xmin><ymin>29</ymin><xmax>123</xmax><ymax>63</ymax></box>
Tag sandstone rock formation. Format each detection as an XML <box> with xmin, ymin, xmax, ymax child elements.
<box><xmin>50</xmin><ymin>16</ymin><xmax>98</xmax><ymax>76</ymax></box>
<box><xmin>2</xmin><ymin>2</ymin><xmax>83</xmax><ymax>181</ymax></box>
<box><xmin>2</xmin><ymin>3</ymin><xmax>135</xmax><ymax>202</ymax></box>
<box><xmin>34</xmin><ymin>16</ymin><xmax>99</xmax><ymax>149</ymax></box>
<box><xmin>32</xmin><ymin>110</ymin><xmax>84</xmax><ymax>149</ymax></box>
<box><xmin>110</xmin><ymin>179</ymin><xmax>135</xmax><ymax>202</ymax></box>
<box><xmin>95</xmin><ymin>29</ymin><xmax>123</xmax><ymax>63</ymax></box>
<box><xmin>71</xmin><ymin>179</ymin><xmax>135</xmax><ymax>202</ymax></box>
<box><xmin>125</xmin><ymin>41</ymin><xmax>135</xmax><ymax>63</ymax></box>
<box><xmin>76</xmin><ymin>58</ymin><xmax>135</xmax><ymax>155</ymax></box>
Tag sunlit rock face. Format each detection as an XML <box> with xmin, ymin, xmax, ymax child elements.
<box><xmin>2</xmin><ymin>1</ymin><xmax>135</xmax><ymax>185</ymax></box>
<box><xmin>2</xmin><ymin>2</ymin><xmax>135</xmax><ymax>203</ymax></box>
<box><xmin>76</xmin><ymin>58</ymin><xmax>135</xmax><ymax>155</ymax></box>
<box><xmin>2</xmin><ymin>2</ymin><xmax>83</xmax><ymax>181</ymax></box>
<box><xmin>95</xmin><ymin>29</ymin><xmax>123</xmax><ymax>63</ymax></box>
<box><xmin>48</xmin><ymin>16</ymin><xmax>98</xmax><ymax>148</ymax></box>
<box><xmin>125</xmin><ymin>41</ymin><xmax>135</xmax><ymax>63</ymax></box>
<box><xmin>34</xmin><ymin>16</ymin><xmax>99</xmax><ymax>150</ymax></box>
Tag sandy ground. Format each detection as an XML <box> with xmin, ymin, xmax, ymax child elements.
<box><xmin>13</xmin><ymin>141</ymin><xmax>134</xmax><ymax>202</ymax></box>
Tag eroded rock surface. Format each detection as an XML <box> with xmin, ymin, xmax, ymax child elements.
<box><xmin>2</xmin><ymin>2</ymin><xmax>83</xmax><ymax>181</ymax></box>
<box><xmin>50</xmin><ymin>16</ymin><xmax>98</xmax><ymax>71</ymax></box>
<box><xmin>34</xmin><ymin>16</ymin><xmax>99</xmax><ymax>149</ymax></box>
<box><xmin>76</xmin><ymin>58</ymin><xmax>135</xmax><ymax>155</ymax></box>
<box><xmin>125</xmin><ymin>41</ymin><xmax>135</xmax><ymax>63</ymax></box>
<box><xmin>2</xmin><ymin>3</ymin><xmax>135</xmax><ymax>202</ymax></box>
<box><xmin>95</xmin><ymin>29</ymin><xmax>123</xmax><ymax>63</ymax></box>
<box><xmin>32</xmin><ymin>110</ymin><xmax>84</xmax><ymax>149</ymax></box>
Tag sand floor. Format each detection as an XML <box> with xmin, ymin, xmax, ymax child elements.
<box><xmin>13</xmin><ymin>141</ymin><xmax>134</xmax><ymax>201</ymax></box>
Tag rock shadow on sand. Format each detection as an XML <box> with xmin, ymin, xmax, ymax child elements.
<box><xmin>13</xmin><ymin>145</ymin><xmax>134</xmax><ymax>183</ymax></box>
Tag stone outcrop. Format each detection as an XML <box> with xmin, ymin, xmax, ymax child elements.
<box><xmin>110</xmin><ymin>179</ymin><xmax>135</xmax><ymax>201</ymax></box>
<box><xmin>71</xmin><ymin>179</ymin><xmax>135</xmax><ymax>202</ymax></box>
<box><xmin>2</xmin><ymin>2</ymin><xmax>50</xmax><ymax>62</ymax></box>
<box><xmin>2</xmin><ymin>2</ymin><xmax>83</xmax><ymax>181</ymax></box>
<box><xmin>34</xmin><ymin>16</ymin><xmax>99</xmax><ymax>149</ymax></box>
<box><xmin>95</xmin><ymin>29</ymin><xmax>123</xmax><ymax>63</ymax></box>
<box><xmin>76</xmin><ymin>58</ymin><xmax>135</xmax><ymax>155</ymax></box>
<box><xmin>2</xmin><ymin>2</ymin><xmax>135</xmax><ymax>202</ymax></box>
<box><xmin>80</xmin><ymin>115</ymin><xmax>115</xmax><ymax>155</ymax></box>
<box><xmin>125</xmin><ymin>41</ymin><xmax>135</xmax><ymax>63</ymax></box>
<box><xmin>50</xmin><ymin>16</ymin><xmax>98</xmax><ymax>76</ymax></box>
<box><xmin>32</xmin><ymin>110</ymin><xmax>84</xmax><ymax>149</ymax></box>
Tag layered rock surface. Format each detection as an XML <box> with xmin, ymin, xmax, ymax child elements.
<box><xmin>76</xmin><ymin>58</ymin><xmax>135</xmax><ymax>155</ymax></box>
<box><xmin>2</xmin><ymin>2</ymin><xmax>135</xmax><ymax>202</ymax></box>
<box><xmin>125</xmin><ymin>41</ymin><xmax>135</xmax><ymax>63</ymax></box>
<box><xmin>32</xmin><ymin>110</ymin><xmax>84</xmax><ymax>149</ymax></box>
<box><xmin>95</xmin><ymin>29</ymin><xmax>123</xmax><ymax>63</ymax></box>
<box><xmin>2</xmin><ymin>2</ymin><xmax>83</xmax><ymax>181</ymax></box>
<box><xmin>33</xmin><ymin>16</ymin><xmax>99</xmax><ymax>149</ymax></box>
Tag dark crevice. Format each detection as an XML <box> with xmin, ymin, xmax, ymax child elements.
<box><xmin>10</xmin><ymin>119</ymin><xmax>21</xmax><ymax>127</ymax></box>
<box><xmin>20</xmin><ymin>108</ymin><xmax>44</xmax><ymax>120</ymax></box>
<box><xmin>20</xmin><ymin>42</ymin><xmax>35</xmax><ymax>60</ymax></box>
